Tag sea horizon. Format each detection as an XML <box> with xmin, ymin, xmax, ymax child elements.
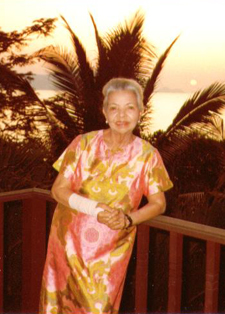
<box><xmin>36</xmin><ymin>89</ymin><xmax>191</xmax><ymax>133</ymax></box>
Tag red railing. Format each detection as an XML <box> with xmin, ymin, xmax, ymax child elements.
<box><xmin>0</xmin><ymin>188</ymin><xmax>53</xmax><ymax>313</ymax></box>
<box><xmin>1</xmin><ymin>188</ymin><xmax>225</xmax><ymax>313</ymax></box>
<box><xmin>138</xmin><ymin>215</ymin><xmax>225</xmax><ymax>313</ymax></box>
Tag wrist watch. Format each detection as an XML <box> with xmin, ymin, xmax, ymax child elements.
<box><xmin>124</xmin><ymin>214</ymin><xmax>133</xmax><ymax>229</ymax></box>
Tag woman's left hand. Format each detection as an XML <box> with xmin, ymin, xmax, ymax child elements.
<box><xmin>106</xmin><ymin>209</ymin><xmax>127</xmax><ymax>230</ymax></box>
<box><xmin>97</xmin><ymin>204</ymin><xmax>127</xmax><ymax>230</ymax></box>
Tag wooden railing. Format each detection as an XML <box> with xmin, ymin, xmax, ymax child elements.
<box><xmin>0</xmin><ymin>188</ymin><xmax>54</xmax><ymax>313</ymax></box>
<box><xmin>137</xmin><ymin>216</ymin><xmax>225</xmax><ymax>313</ymax></box>
<box><xmin>1</xmin><ymin>188</ymin><xmax>225</xmax><ymax>313</ymax></box>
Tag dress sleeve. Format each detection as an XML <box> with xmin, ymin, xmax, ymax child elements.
<box><xmin>52</xmin><ymin>134</ymin><xmax>82</xmax><ymax>179</ymax></box>
<box><xmin>143</xmin><ymin>148</ymin><xmax>173</xmax><ymax>197</ymax></box>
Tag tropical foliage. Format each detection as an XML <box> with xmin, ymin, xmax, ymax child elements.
<box><xmin>35</xmin><ymin>12</ymin><xmax>225</xmax><ymax>165</ymax></box>
<box><xmin>0</xmin><ymin>136</ymin><xmax>54</xmax><ymax>192</ymax></box>
<box><xmin>35</xmin><ymin>11</ymin><xmax>178</xmax><ymax>146</ymax></box>
<box><xmin>0</xmin><ymin>9</ymin><xmax>225</xmax><ymax>220</ymax></box>
<box><xmin>0</xmin><ymin>18</ymin><xmax>58</xmax><ymax>191</ymax></box>
<box><xmin>1</xmin><ymin>9</ymin><xmax>225</xmax><ymax>314</ymax></box>
<box><xmin>34</xmin><ymin>11</ymin><xmax>225</xmax><ymax>228</ymax></box>
<box><xmin>0</xmin><ymin>18</ymin><xmax>57</xmax><ymax>141</ymax></box>
<box><xmin>1</xmin><ymin>10</ymin><xmax>225</xmax><ymax>213</ymax></box>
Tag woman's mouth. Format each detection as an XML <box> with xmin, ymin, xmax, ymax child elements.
<box><xmin>115</xmin><ymin>121</ymin><xmax>129</xmax><ymax>127</ymax></box>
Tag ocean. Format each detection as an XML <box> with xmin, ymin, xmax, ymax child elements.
<box><xmin>37</xmin><ymin>90</ymin><xmax>191</xmax><ymax>134</ymax></box>
<box><xmin>151</xmin><ymin>92</ymin><xmax>191</xmax><ymax>133</ymax></box>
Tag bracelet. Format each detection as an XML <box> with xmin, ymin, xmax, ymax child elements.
<box><xmin>124</xmin><ymin>214</ymin><xmax>133</xmax><ymax>229</ymax></box>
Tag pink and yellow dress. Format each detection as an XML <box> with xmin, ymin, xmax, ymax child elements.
<box><xmin>39</xmin><ymin>130</ymin><xmax>173</xmax><ymax>314</ymax></box>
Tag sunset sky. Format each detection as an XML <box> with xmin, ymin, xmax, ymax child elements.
<box><xmin>1</xmin><ymin>0</ymin><xmax>225</xmax><ymax>131</ymax></box>
<box><xmin>2</xmin><ymin>0</ymin><xmax>225</xmax><ymax>93</ymax></box>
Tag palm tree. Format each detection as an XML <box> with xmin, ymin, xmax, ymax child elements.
<box><xmin>36</xmin><ymin>11</ymin><xmax>225</xmax><ymax>158</ymax></box>
<box><xmin>138</xmin><ymin>83</ymin><xmax>224</xmax><ymax>222</ymax></box>
<box><xmin>1</xmin><ymin>11</ymin><xmax>225</xmax><ymax>312</ymax></box>
<box><xmin>35</xmin><ymin>10</ymin><xmax>178</xmax><ymax>147</ymax></box>
<box><xmin>35</xmin><ymin>11</ymin><xmax>225</xmax><ymax>224</ymax></box>
<box><xmin>2</xmin><ymin>9</ymin><xmax>225</xmax><ymax>216</ymax></box>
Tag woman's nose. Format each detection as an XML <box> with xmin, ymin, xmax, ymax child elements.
<box><xmin>118</xmin><ymin>109</ymin><xmax>125</xmax><ymax>117</ymax></box>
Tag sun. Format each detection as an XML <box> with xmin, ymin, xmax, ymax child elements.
<box><xmin>190</xmin><ymin>79</ymin><xmax>197</xmax><ymax>86</ymax></box>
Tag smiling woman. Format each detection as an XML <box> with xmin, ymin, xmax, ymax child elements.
<box><xmin>103</xmin><ymin>90</ymin><xmax>140</xmax><ymax>135</ymax></box>
<box><xmin>39</xmin><ymin>77</ymin><xmax>173</xmax><ymax>314</ymax></box>
<box><xmin>102</xmin><ymin>79</ymin><xmax>143</xmax><ymax>139</ymax></box>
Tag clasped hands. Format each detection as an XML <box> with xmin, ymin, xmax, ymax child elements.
<box><xmin>97</xmin><ymin>203</ymin><xmax>130</xmax><ymax>230</ymax></box>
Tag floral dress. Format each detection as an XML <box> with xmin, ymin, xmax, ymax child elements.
<box><xmin>39</xmin><ymin>130</ymin><xmax>173</xmax><ymax>314</ymax></box>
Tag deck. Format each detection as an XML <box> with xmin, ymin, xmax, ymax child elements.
<box><xmin>1</xmin><ymin>188</ymin><xmax>225</xmax><ymax>313</ymax></box>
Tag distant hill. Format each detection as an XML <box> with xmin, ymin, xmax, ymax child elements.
<box><xmin>31</xmin><ymin>75</ymin><xmax>187</xmax><ymax>94</ymax></box>
<box><xmin>157</xmin><ymin>87</ymin><xmax>185</xmax><ymax>93</ymax></box>
<box><xmin>31</xmin><ymin>74</ymin><xmax>57</xmax><ymax>90</ymax></box>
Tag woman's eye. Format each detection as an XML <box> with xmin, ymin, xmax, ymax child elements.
<box><xmin>109</xmin><ymin>106</ymin><xmax>117</xmax><ymax>111</ymax></box>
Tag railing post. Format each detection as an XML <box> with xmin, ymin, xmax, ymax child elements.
<box><xmin>0</xmin><ymin>201</ymin><xmax>3</xmax><ymax>312</ymax></box>
<box><xmin>204</xmin><ymin>241</ymin><xmax>220</xmax><ymax>313</ymax></box>
<box><xmin>22</xmin><ymin>197</ymin><xmax>47</xmax><ymax>314</ymax></box>
<box><xmin>135</xmin><ymin>224</ymin><xmax>150</xmax><ymax>314</ymax></box>
<box><xmin>168</xmin><ymin>231</ymin><xmax>183</xmax><ymax>313</ymax></box>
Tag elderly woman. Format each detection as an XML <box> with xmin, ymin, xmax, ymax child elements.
<box><xmin>39</xmin><ymin>78</ymin><xmax>173</xmax><ymax>314</ymax></box>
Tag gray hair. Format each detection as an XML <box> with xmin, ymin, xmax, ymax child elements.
<box><xmin>102</xmin><ymin>77</ymin><xmax>144</xmax><ymax>111</ymax></box>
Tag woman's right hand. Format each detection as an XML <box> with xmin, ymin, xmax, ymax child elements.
<box><xmin>97</xmin><ymin>203</ymin><xmax>127</xmax><ymax>230</ymax></box>
<box><xmin>97</xmin><ymin>203</ymin><xmax>115</xmax><ymax>225</ymax></box>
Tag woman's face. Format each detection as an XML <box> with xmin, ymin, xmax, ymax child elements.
<box><xmin>103</xmin><ymin>90</ymin><xmax>141</xmax><ymax>135</ymax></box>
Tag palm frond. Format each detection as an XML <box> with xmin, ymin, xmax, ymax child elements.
<box><xmin>165</xmin><ymin>82</ymin><xmax>225</xmax><ymax>137</ymax></box>
<box><xmin>0</xmin><ymin>63</ymin><xmax>40</xmax><ymax>101</ymax></box>
<box><xmin>100</xmin><ymin>10</ymin><xmax>155</xmax><ymax>81</ymax></box>
<box><xmin>0</xmin><ymin>137</ymin><xmax>55</xmax><ymax>191</ymax></box>
<box><xmin>143</xmin><ymin>35</ymin><xmax>180</xmax><ymax>106</ymax></box>
<box><xmin>45</xmin><ymin>93</ymin><xmax>83</xmax><ymax>137</ymax></box>
<box><xmin>60</xmin><ymin>15</ymin><xmax>95</xmax><ymax>90</ymax></box>
<box><xmin>178</xmin><ymin>192</ymin><xmax>205</xmax><ymax>203</ymax></box>
<box><xmin>188</xmin><ymin>113</ymin><xmax>224</xmax><ymax>141</ymax></box>
<box><xmin>210</xmin><ymin>143</ymin><xmax>225</xmax><ymax>191</ymax></box>
<box><xmin>0</xmin><ymin>62</ymin><xmax>52</xmax><ymax>122</ymax></box>
<box><xmin>59</xmin><ymin>16</ymin><xmax>105</xmax><ymax>131</ymax></box>
<box><xmin>89</xmin><ymin>13</ymin><xmax>108</xmax><ymax>86</ymax></box>
<box><xmin>36</xmin><ymin>45</ymin><xmax>84</xmax><ymax>101</ymax></box>
<box><xmin>35</xmin><ymin>21</ymin><xmax>105</xmax><ymax>133</ymax></box>
<box><xmin>208</xmin><ymin>190</ymin><xmax>225</xmax><ymax>211</ymax></box>
<box><xmin>174</xmin><ymin>192</ymin><xmax>209</xmax><ymax>224</ymax></box>
<box><xmin>155</xmin><ymin>129</ymin><xmax>196</xmax><ymax>166</ymax></box>
<box><xmin>140</xmin><ymin>36</ymin><xmax>179</xmax><ymax>133</ymax></box>
<box><xmin>127</xmin><ymin>10</ymin><xmax>156</xmax><ymax>79</ymax></box>
<box><xmin>1</xmin><ymin>62</ymin><xmax>71</xmax><ymax>142</ymax></box>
